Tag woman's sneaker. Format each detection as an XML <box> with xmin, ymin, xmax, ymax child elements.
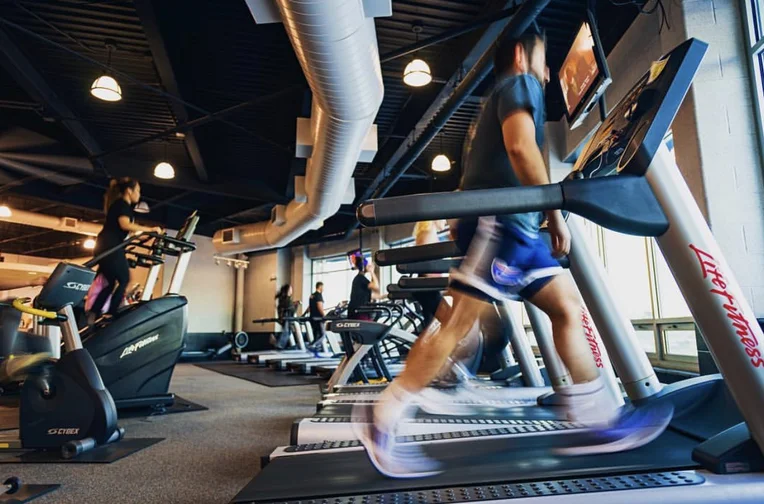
<box><xmin>351</xmin><ymin>403</ymin><xmax>442</xmax><ymax>479</ymax></box>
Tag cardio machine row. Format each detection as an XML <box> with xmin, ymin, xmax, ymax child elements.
<box><xmin>0</xmin><ymin>212</ymin><xmax>199</xmax><ymax>460</ymax></box>
<box><xmin>229</xmin><ymin>38</ymin><xmax>764</xmax><ymax>504</ymax></box>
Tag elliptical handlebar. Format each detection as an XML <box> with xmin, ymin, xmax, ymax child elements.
<box><xmin>84</xmin><ymin>231</ymin><xmax>196</xmax><ymax>270</ymax></box>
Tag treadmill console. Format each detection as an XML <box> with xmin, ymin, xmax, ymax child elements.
<box><xmin>571</xmin><ymin>38</ymin><xmax>708</xmax><ymax>179</ymax></box>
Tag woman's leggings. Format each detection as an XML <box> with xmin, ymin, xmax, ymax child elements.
<box><xmin>90</xmin><ymin>250</ymin><xmax>130</xmax><ymax>316</ymax></box>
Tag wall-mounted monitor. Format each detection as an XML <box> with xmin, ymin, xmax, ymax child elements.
<box><xmin>559</xmin><ymin>12</ymin><xmax>612</xmax><ymax>129</ymax></box>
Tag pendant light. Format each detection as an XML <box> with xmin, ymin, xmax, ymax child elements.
<box><xmin>0</xmin><ymin>205</ymin><xmax>11</xmax><ymax>218</ymax></box>
<box><xmin>403</xmin><ymin>23</ymin><xmax>432</xmax><ymax>88</ymax></box>
<box><xmin>431</xmin><ymin>134</ymin><xmax>451</xmax><ymax>172</ymax></box>
<box><xmin>154</xmin><ymin>141</ymin><xmax>175</xmax><ymax>180</ymax></box>
<box><xmin>91</xmin><ymin>42</ymin><xmax>122</xmax><ymax>102</ymax></box>
<box><xmin>83</xmin><ymin>238</ymin><xmax>96</xmax><ymax>250</ymax></box>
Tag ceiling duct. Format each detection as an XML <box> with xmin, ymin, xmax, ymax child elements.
<box><xmin>213</xmin><ymin>0</ymin><xmax>386</xmax><ymax>254</ymax></box>
<box><xmin>0</xmin><ymin>207</ymin><xmax>102</xmax><ymax>236</ymax></box>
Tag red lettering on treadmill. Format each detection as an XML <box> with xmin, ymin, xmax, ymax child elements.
<box><xmin>689</xmin><ymin>243</ymin><xmax>763</xmax><ymax>368</ymax></box>
<box><xmin>581</xmin><ymin>308</ymin><xmax>604</xmax><ymax>368</ymax></box>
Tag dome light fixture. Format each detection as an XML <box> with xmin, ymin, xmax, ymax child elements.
<box><xmin>154</xmin><ymin>140</ymin><xmax>175</xmax><ymax>180</ymax></box>
<box><xmin>134</xmin><ymin>201</ymin><xmax>150</xmax><ymax>214</ymax></box>
<box><xmin>403</xmin><ymin>22</ymin><xmax>432</xmax><ymax>88</ymax></box>
<box><xmin>431</xmin><ymin>153</ymin><xmax>451</xmax><ymax>172</ymax></box>
<box><xmin>154</xmin><ymin>161</ymin><xmax>175</xmax><ymax>180</ymax></box>
<box><xmin>83</xmin><ymin>238</ymin><xmax>97</xmax><ymax>250</ymax></box>
<box><xmin>403</xmin><ymin>58</ymin><xmax>432</xmax><ymax>87</ymax></box>
<box><xmin>91</xmin><ymin>43</ymin><xmax>122</xmax><ymax>102</ymax></box>
<box><xmin>0</xmin><ymin>205</ymin><xmax>11</xmax><ymax>218</ymax></box>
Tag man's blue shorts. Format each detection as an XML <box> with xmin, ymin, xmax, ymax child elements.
<box><xmin>450</xmin><ymin>216</ymin><xmax>563</xmax><ymax>301</ymax></box>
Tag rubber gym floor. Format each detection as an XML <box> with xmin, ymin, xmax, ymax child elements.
<box><xmin>3</xmin><ymin>364</ymin><xmax>321</xmax><ymax>503</ymax></box>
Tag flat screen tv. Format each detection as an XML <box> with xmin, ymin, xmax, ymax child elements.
<box><xmin>559</xmin><ymin>12</ymin><xmax>612</xmax><ymax>129</ymax></box>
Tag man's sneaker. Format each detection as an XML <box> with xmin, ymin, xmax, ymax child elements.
<box><xmin>555</xmin><ymin>401</ymin><xmax>673</xmax><ymax>456</ymax></box>
<box><xmin>556</xmin><ymin>378</ymin><xmax>621</xmax><ymax>426</ymax></box>
<box><xmin>351</xmin><ymin>403</ymin><xmax>442</xmax><ymax>479</ymax></box>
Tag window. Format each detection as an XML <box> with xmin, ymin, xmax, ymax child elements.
<box><xmin>743</xmin><ymin>0</ymin><xmax>764</xmax><ymax>166</ymax></box>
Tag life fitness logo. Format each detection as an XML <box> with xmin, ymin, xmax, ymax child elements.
<box><xmin>581</xmin><ymin>308</ymin><xmax>604</xmax><ymax>369</ymax></box>
<box><xmin>64</xmin><ymin>282</ymin><xmax>91</xmax><ymax>292</ymax></box>
<box><xmin>120</xmin><ymin>333</ymin><xmax>160</xmax><ymax>359</ymax></box>
<box><xmin>690</xmin><ymin>244</ymin><xmax>764</xmax><ymax>368</ymax></box>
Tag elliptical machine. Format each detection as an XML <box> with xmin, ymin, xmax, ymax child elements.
<box><xmin>80</xmin><ymin>211</ymin><xmax>198</xmax><ymax>411</ymax></box>
<box><xmin>0</xmin><ymin>263</ymin><xmax>123</xmax><ymax>458</ymax></box>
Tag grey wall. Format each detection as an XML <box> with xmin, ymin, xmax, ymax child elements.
<box><xmin>162</xmin><ymin>234</ymin><xmax>235</xmax><ymax>333</ymax></box>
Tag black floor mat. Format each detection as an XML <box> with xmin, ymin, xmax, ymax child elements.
<box><xmin>195</xmin><ymin>361</ymin><xmax>326</xmax><ymax>387</ymax></box>
<box><xmin>0</xmin><ymin>484</ymin><xmax>60</xmax><ymax>502</ymax></box>
<box><xmin>119</xmin><ymin>395</ymin><xmax>208</xmax><ymax>418</ymax></box>
<box><xmin>0</xmin><ymin>395</ymin><xmax>206</xmax><ymax>430</ymax></box>
<box><xmin>0</xmin><ymin>437</ymin><xmax>164</xmax><ymax>464</ymax></box>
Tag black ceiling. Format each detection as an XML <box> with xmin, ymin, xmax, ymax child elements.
<box><xmin>0</xmin><ymin>0</ymin><xmax>641</xmax><ymax>258</ymax></box>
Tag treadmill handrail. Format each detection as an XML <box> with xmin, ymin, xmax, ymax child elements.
<box><xmin>397</xmin><ymin>259</ymin><xmax>461</xmax><ymax>274</ymax></box>
<box><xmin>399</xmin><ymin>277</ymin><xmax>449</xmax><ymax>290</ymax></box>
<box><xmin>358</xmin><ymin>176</ymin><xmax>669</xmax><ymax>237</ymax></box>
<box><xmin>375</xmin><ymin>241</ymin><xmax>462</xmax><ymax>266</ymax></box>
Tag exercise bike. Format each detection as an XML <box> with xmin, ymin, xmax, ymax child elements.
<box><xmin>0</xmin><ymin>262</ymin><xmax>123</xmax><ymax>459</ymax></box>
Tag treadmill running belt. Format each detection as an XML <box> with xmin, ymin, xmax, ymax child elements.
<box><xmin>231</xmin><ymin>429</ymin><xmax>698</xmax><ymax>502</ymax></box>
<box><xmin>235</xmin><ymin>471</ymin><xmax>704</xmax><ymax>503</ymax></box>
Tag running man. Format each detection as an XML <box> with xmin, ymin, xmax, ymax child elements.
<box><xmin>353</xmin><ymin>30</ymin><xmax>671</xmax><ymax>478</ymax></box>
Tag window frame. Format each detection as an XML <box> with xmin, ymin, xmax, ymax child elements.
<box><xmin>741</xmin><ymin>0</ymin><xmax>764</xmax><ymax>175</ymax></box>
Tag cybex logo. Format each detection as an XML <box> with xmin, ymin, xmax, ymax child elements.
<box><xmin>335</xmin><ymin>322</ymin><xmax>361</xmax><ymax>329</ymax></box>
<box><xmin>120</xmin><ymin>334</ymin><xmax>160</xmax><ymax>359</ymax></box>
<box><xmin>64</xmin><ymin>282</ymin><xmax>91</xmax><ymax>292</ymax></box>
<box><xmin>48</xmin><ymin>427</ymin><xmax>80</xmax><ymax>435</ymax></box>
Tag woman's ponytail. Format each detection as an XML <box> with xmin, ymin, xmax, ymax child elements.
<box><xmin>104</xmin><ymin>177</ymin><xmax>138</xmax><ymax>213</ymax></box>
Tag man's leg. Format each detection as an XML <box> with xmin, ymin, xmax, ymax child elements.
<box><xmin>526</xmin><ymin>273</ymin><xmax>598</xmax><ymax>384</ymax></box>
<box><xmin>371</xmin><ymin>292</ymin><xmax>490</xmax><ymax>432</ymax></box>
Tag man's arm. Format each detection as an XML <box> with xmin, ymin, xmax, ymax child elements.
<box><xmin>316</xmin><ymin>300</ymin><xmax>325</xmax><ymax>317</ymax></box>
<box><xmin>367</xmin><ymin>269</ymin><xmax>380</xmax><ymax>293</ymax></box>
<box><xmin>501</xmin><ymin>110</ymin><xmax>570</xmax><ymax>257</ymax></box>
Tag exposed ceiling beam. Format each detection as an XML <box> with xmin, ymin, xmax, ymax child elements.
<box><xmin>204</xmin><ymin>202</ymin><xmax>274</xmax><ymax>228</ymax></box>
<box><xmin>94</xmin><ymin>85</ymin><xmax>301</xmax><ymax>161</ymax></box>
<box><xmin>0</xmin><ymin>228</ymin><xmax>54</xmax><ymax>246</ymax></box>
<box><xmin>133</xmin><ymin>0</ymin><xmax>208</xmax><ymax>183</ymax></box>
<box><xmin>347</xmin><ymin>0</ymin><xmax>532</xmax><ymax>237</ymax></box>
<box><xmin>104</xmin><ymin>158</ymin><xmax>288</xmax><ymax>203</ymax></box>
<box><xmin>0</xmin><ymin>27</ymin><xmax>101</xmax><ymax>167</ymax></box>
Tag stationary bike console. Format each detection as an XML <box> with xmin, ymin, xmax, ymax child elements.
<box><xmin>35</xmin><ymin>263</ymin><xmax>95</xmax><ymax>312</ymax></box>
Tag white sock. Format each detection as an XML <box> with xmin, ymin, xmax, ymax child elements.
<box><xmin>374</xmin><ymin>381</ymin><xmax>416</xmax><ymax>434</ymax></box>
<box><xmin>557</xmin><ymin>376</ymin><xmax>605</xmax><ymax>397</ymax></box>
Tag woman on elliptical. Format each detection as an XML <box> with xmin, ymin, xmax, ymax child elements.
<box><xmin>88</xmin><ymin>178</ymin><xmax>162</xmax><ymax>320</ymax></box>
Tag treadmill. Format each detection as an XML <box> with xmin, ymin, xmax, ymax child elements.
<box><xmin>231</xmin><ymin>37</ymin><xmax>764</xmax><ymax>503</ymax></box>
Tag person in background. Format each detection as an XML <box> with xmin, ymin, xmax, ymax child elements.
<box><xmin>88</xmin><ymin>178</ymin><xmax>162</xmax><ymax>320</ymax></box>
<box><xmin>273</xmin><ymin>284</ymin><xmax>301</xmax><ymax>349</ymax></box>
<box><xmin>348</xmin><ymin>255</ymin><xmax>379</xmax><ymax>320</ymax></box>
<box><xmin>309</xmin><ymin>282</ymin><xmax>326</xmax><ymax>341</ymax></box>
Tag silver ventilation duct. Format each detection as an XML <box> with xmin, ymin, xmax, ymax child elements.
<box><xmin>0</xmin><ymin>207</ymin><xmax>102</xmax><ymax>236</ymax></box>
<box><xmin>213</xmin><ymin>0</ymin><xmax>386</xmax><ymax>254</ymax></box>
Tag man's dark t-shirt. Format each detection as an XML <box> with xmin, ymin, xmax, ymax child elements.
<box><xmin>309</xmin><ymin>291</ymin><xmax>324</xmax><ymax>319</ymax></box>
<box><xmin>460</xmin><ymin>73</ymin><xmax>546</xmax><ymax>238</ymax></box>
<box><xmin>95</xmin><ymin>199</ymin><xmax>134</xmax><ymax>254</ymax></box>
<box><xmin>348</xmin><ymin>273</ymin><xmax>371</xmax><ymax>318</ymax></box>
